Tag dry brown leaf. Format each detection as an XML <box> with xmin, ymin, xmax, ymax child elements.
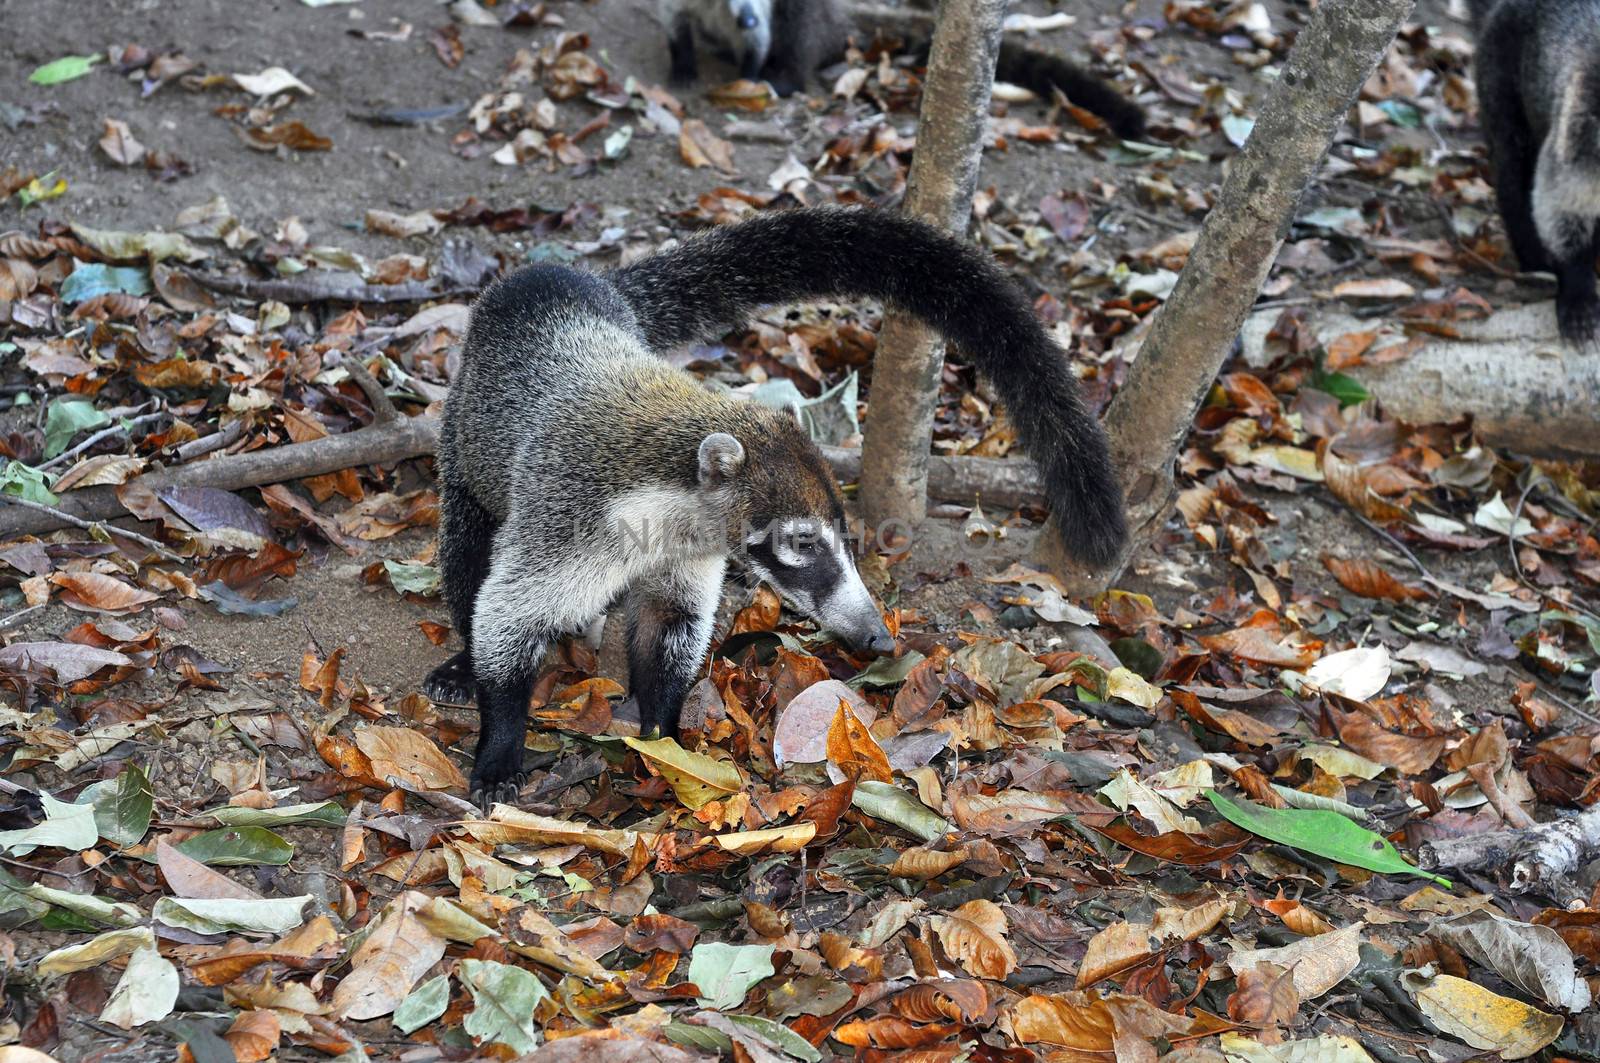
<box><xmin>1078</xmin><ymin>899</ymin><xmax>1228</xmax><ymax>988</ymax></box>
<box><xmin>888</xmin><ymin>845</ymin><xmax>969</xmax><ymax>880</ymax></box>
<box><xmin>353</xmin><ymin>727</ymin><xmax>467</xmax><ymax>792</ymax></box>
<box><xmin>930</xmin><ymin>899</ymin><xmax>1017</xmax><ymax>980</ymax></box>
<box><xmin>1228</xmin><ymin>961</ymin><xmax>1300</xmax><ymax>1037</ymax></box>
<box><xmin>222</xmin><ymin>1009</ymin><xmax>280</xmax><ymax>1063</ymax></box>
<box><xmin>48</xmin><ymin>572</ymin><xmax>159</xmax><ymax>615</ymax></box>
<box><xmin>330</xmin><ymin>891</ymin><xmax>447</xmax><ymax>1020</ymax></box>
<box><xmin>99</xmin><ymin>118</ymin><xmax>146</xmax><ymax>166</ymax></box>
<box><xmin>680</xmin><ymin>118</ymin><xmax>738</xmax><ymax>175</ymax></box>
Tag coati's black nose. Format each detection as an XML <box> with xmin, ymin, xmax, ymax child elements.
<box><xmin>737</xmin><ymin>7</ymin><xmax>758</xmax><ymax>28</ymax></box>
<box><xmin>863</xmin><ymin>629</ymin><xmax>895</xmax><ymax>655</ymax></box>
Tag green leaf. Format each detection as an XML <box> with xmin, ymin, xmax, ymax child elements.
<box><xmin>24</xmin><ymin>882</ymin><xmax>142</xmax><ymax>927</ymax></box>
<box><xmin>173</xmin><ymin>826</ymin><xmax>294</xmax><ymax>866</ymax></box>
<box><xmin>846</xmin><ymin>649</ymin><xmax>927</xmax><ymax>689</ymax></box>
<box><xmin>393</xmin><ymin>974</ymin><xmax>451</xmax><ymax>1035</ymax></box>
<box><xmin>29</xmin><ymin>54</ymin><xmax>101</xmax><ymax>85</ymax></box>
<box><xmin>725</xmin><ymin>1015</ymin><xmax>823</xmax><ymax>1062</ymax></box>
<box><xmin>205</xmin><ymin>801</ymin><xmax>345</xmax><ymax>828</ymax></box>
<box><xmin>1309</xmin><ymin>369</ymin><xmax>1371</xmax><ymax>408</ymax></box>
<box><xmin>43</xmin><ymin>398</ymin><xmax>111</xmax><ymax>458</ymax></box>
<box><xmin>152</xmin><ymin>895</ymin><xmax>311</xmax><ymax>935</ymax></box>
<box><xmin>85</xmin><ymin>763</ymin><xmax>154</xmax><ymax>847</ymax></box>
<box><xmin>383</xmin><ymin>560</ymin><xmax>441</xmax><ymax>597</ymax></box>
<box><xmin>1205</xmin><ymin>790</ymin><xmax>1449</xmax><ymax>887</ymax></box>
<box><xmin>0</xmin><ymin>866</ymin><xmax>51</xmax><ymax>926</ymax></box>
<box><xmin>0</xmin><ymin>461</ymin><xmax>58</xmax><ymax>505</ymax></box>
<box><xmin>687</xmin><ymin>941</ymin><xmax>776</xmax><ymax>1010</ymax></box>
<box><xmin>851</xmin><ymin>780</ymin><xmax>953</xmax><ymax>844</ymax></box>
<box><xmin>458</xmin><ymin>958</ymin><xmax>545</xmax><ymax>1054</ymax></box>
<box><xmin>665</xmin><ymin>1023</ymin><xmax>732</xmax><ymax>1053</ymax></box>
<box><xmin>0</xmin><ymin>792</ymin><xmax>98</xmax><ymax>855</ymax></box>
<box><xmin>58</xmin><ymin>262</ymin><xmax>151</xmax><ymax>305</ymax></box>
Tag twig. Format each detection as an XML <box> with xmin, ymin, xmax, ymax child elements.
<box><xmin>39</xmin><ymin>410</ymin><xmax>168</xmax><ymax>471</ymax></box>
<box><xmin>1349</xmin><ymin>511</ymin><xmax>1431</xmax><ymax>578</ymax></box>
<box><xmin>0</xmin><ymin>603</ymin><xmax>44</xmax><ymax>631</ymax></box>
<box><xmin>342</xmin><ymin>355</ymin><xmax>400</xmax><ymax>425</ymax></box>
<box><xmin>0</xmin><ymin>494</ymin><xmax>183</xmax><ymax>562</ymax></box>
<box><xmin>1509</xmin><ymin>480</ymin><xmax>1532</xmax><ymax>585</ymax></box>
<box><xmin>173</xmin><ymin>420</ymin><xmax>246</xmax><ymax>464</ymax></box>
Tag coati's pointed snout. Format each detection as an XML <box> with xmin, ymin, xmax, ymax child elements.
<box><xmin>736</xmin><ymin>4</ymin><xmax>759</xmax><ymax>29</ymax></box>
<box><xmin>848</xmin><ymin>620</ymin><xmax>895</xmax><ymax>656</ymax></box>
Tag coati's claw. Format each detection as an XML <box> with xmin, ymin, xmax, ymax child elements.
<box><xmin>423</xmin><ymin>652</ymin><xmax>477</xmax><ymax>706</ymax></box>
<box><xmin>470</xmin><ymin>772</ymin><xmax>527</xmax><ymax>815</ymax></box>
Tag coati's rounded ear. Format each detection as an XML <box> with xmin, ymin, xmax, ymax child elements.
<box><xmin>698</xmin><ymin>432</ymin><xmax>745</xmax><ymax>486</ymax></box>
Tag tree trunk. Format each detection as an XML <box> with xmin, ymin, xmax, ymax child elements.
<box><xmin>859</xmin><ymin>0</ymin><xmax>1006</xmax><ymax>536</ymax></box>
<box><xmin>1037</xmin><ymin>0</ymin><xmax>1417</xmax><ymax>590</ymax></box>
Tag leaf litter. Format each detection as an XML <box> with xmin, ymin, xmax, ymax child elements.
<box><xmin>1</xmin><ymin>4</ymin><xmax>1599</xmax><ymax>1063</ymax></box>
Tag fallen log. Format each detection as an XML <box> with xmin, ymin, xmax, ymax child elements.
<box><xmin>0</xmin><ymin>422</ymin><xmax>1046</xmax><ymax>541</ymax></box>
<box><xmin>1418</xmin><ymin>804</ymin><xmax>1600</xmax><ymax>907</ymax></box>
<box><xmin>1240</xmin><ymin>304</ymin><xmax>1600</xmax><ymax>458</ymax></box>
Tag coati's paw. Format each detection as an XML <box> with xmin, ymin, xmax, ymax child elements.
<box><xmin>470</xmin><ymin>771</ymin><xmax>528</xmax><ymax>815</ymax></box>
<box><xmin>1557</xmin><ymin>297</ymin><xmax>1600</xmax><ymax>349</ymax></box>
<box><xmin>423</xmin><ymin>652</ymin><xmax>476</xmax><ymax>705</ymax></box>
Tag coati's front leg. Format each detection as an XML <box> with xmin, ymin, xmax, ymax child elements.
<box><xmin>627</xmin><ymin>557</ymin><xmax>726</xmax><ymax>737</ymax></box>
<box><xmin>1547</xmin><ymin>217</ymin><xmax>1600</xmax><ymax>345</ymax></box>
<box><xmin>668</xmin><ymin>13</ymin><xmax>698</xmax><ymax>84</ymax></box>
<box><xmin>425</xmin><ymin>480</ymin><xmax>497</xmax><ymax>706</ymax></box>
<box><xmin>466</xmin><ymin>566</ymin><xmax>554</xmax><ymax>809</ymax></box>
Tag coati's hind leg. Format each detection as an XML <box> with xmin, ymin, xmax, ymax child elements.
<box><xmin>627</xmin><ymin>557</ymin><xmax>726</xmax><ymax>738</ymax></box>
<box><xmin>424</xmin><ymin>481</ymin><xmax>496</xmax><ymax>706</ymax></box>
<box><xmin>1475</xmin><ymin>14</ymin><xmax>1548</xmax><ymax>271</ymax></box>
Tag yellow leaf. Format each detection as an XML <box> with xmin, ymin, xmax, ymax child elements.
<box><xmin>623</xmin><ymin>736</ymin><xmax>742</xmax><ymax>810</ymax></box>
<box><xmin>1105</xmin><ymin>666</ymin><xmax>1161</xmax><ymax>708</ymax></box>
<box><xmin>1407</xmin><ymin>973</ymin><xmax>1563</xmax><ymax>1059</ymax></box>
<box><xmin>930</xmin><ymin>899</ymin><xmax>1017</xmax><ymax>980</ymax></box>
<box><xmin>713</xmin><ymin>822</ymin><xmax>816</xmax><ymax>855</ymax></box>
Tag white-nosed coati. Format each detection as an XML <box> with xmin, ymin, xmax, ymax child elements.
<box><xmin>426</xmin><ymin>206</ymin><xmax>1126</xmax><ymax>808</ymax></box>
<box><xmin>658</xmin><ymin>0</ymin><xmax>1147</xmax><ymax>140</ymax></box>
<box><xmin>1472</xmin><ymin>0</ymin><xmax>1600</xmax><ymax>345</ymax></box>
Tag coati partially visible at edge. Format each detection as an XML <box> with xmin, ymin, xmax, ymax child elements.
<box><xmin>1472</xmin><ymin>0</ymin><xmax>1600</xmax><ymax>345</ymax></box>
<box><xmin>659</xmin><ymin>0</ymin><xmax>1147</xmax><ymax>140</ymax></box>
<box><xmin>425</xmin><ymin>207</ymin><xmax>1126</xmax><ymax>807</ymax></box>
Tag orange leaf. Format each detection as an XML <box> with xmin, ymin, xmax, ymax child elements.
<box><xmin>47</xmin><ymin>572</ymin><xmax>158</xmax><ymax>615</ymax></box>
<box><xmin>833</xmin><ymin>1015</ymin><xmax>959</xmax><ymax>1049</ymax></box>
<box><xmin>1322</xmin><ymin>555</ymin><xmax>1433</xmax><ymax>602</ymax></box>
<box><xmin>223</xmin><ymin>1007</ymin><xmax>281</xmax><ymax>1062</ymax></box>
<box><xmin>826</xmin><ymin>699</ymin><xmax>892</xmax><ymax>783</ymax></box>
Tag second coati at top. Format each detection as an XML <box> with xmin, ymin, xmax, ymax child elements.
<box><xmin>1472</xmin><ymin>0</ymin><xmax>1600</xmax><ymax>345</ymax></box>
<box><xmin>659</xmin><ymin>0</ymin><xmax>1147</xmax><ymax>140</ymax></box>
<box><xmin>426</xmin><ymin>206</ymin><xmax>1125</xmax><ymax>807</ymax></box>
